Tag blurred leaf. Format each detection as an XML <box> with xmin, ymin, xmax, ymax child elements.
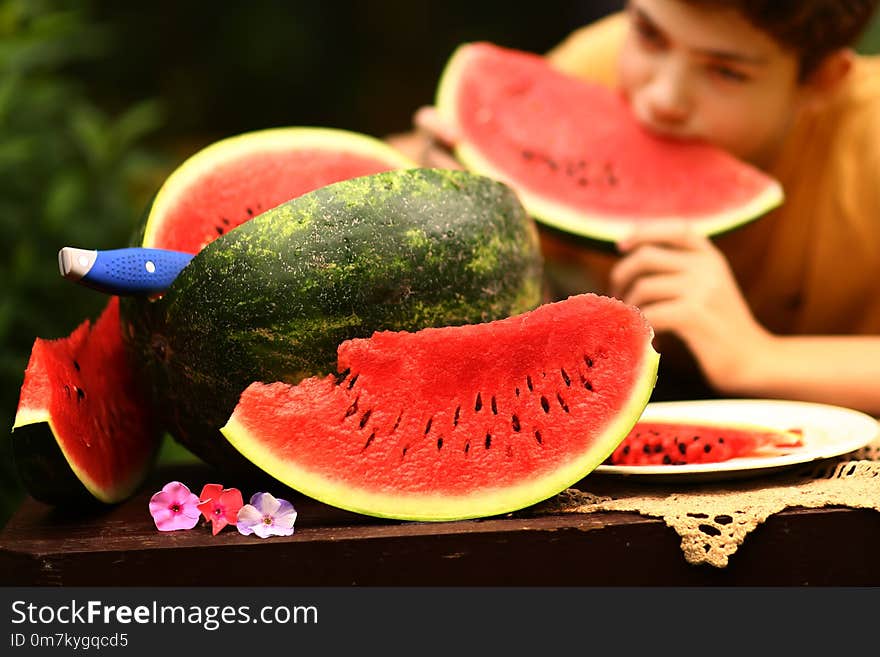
<box><xmin>1</xmin><ymin>0</ymin><xmax>170</xmax><ymax>528</ymax></box>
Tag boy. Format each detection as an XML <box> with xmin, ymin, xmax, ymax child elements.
<box><xmin>392</xmin><ymin>0</ymin><xmax>880</xmax><ymax>415</ymax></box>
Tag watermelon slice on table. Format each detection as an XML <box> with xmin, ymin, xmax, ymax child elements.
<box><xmin>221</xmin><ymin>293</ymin><xmax>659</xmax><ymax>521</ymax></box>
<box><xmin>139</xmin><ymin>126</ymin><xmax>415</xmax><ymax>253</ymax></box>
<box><xmin>12</xmin><ymin>298</ymin><xmax>161</xmax><ymax>504</ymax></box>
<box><xmin>607</xmin><ymin>421</ymin><xmax>804</xmax><ymax>466</ymax></box>
<box><xmin>437</xmin><ymin>42</ymin><xmax>784</xmax><ymax>242</ymax></box>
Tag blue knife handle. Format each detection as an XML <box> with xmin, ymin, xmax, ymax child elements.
<box><xmin>74</xmin><ymin>248</ymin><xmax>193</xmax><ymax>295</ymax></box>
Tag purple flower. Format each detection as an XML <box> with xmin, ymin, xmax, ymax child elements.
<box><xmin>149</xmin><ymin>481</ymin><xmax>201</xmax><ymax>531</ymax></box>
<box><xmin>236</xmin><ymin>492</ymin><xmax>297</xmax><ymax>538</ymax></box>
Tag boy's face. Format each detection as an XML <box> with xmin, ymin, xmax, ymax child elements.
<box><xmin>618</xmin><ymin>0</ymin><xmax>808</xmax><ymax>167</ymax></box>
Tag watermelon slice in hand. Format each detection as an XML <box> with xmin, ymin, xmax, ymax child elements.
<box><xmin>221</xmin><ymin>293</ymin><xmax>659</xmax><ymax>521</ymax></box>
<box><xmin>12</xmin><ymin>298</ymin><xmax>162</xmax><ymax>504</ymax></box>
<box><xmin>437</xmin><ymin>42</ymin><xmax>784</xmax><ymax>242</ymax></box>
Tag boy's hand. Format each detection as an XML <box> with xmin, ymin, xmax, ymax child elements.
<box><xmin>609</xmin><ymin>221</ymin><xmax>770</xmax><ymax>393</ymax></box>
<box><xmin>412</xmin><ymin>106</ymin><xmax>463</xmax><ymax>169</ymax></box>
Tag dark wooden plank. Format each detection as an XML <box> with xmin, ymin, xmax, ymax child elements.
<box><xmin>2</xmin><ymin>464</ymin><xmax>879</xmax><ymax>586</ymax></box>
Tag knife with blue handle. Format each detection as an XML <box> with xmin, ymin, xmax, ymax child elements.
<box><xmin>58</xmin><ymin>247</ymin><xmax>193</xmax><ymax>295</ymax></box>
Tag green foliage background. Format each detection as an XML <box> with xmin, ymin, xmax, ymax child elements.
<box><xmin>0</xmin><ymin>0</ymin><xmax>170</xmax><ymax>526</ymax></box>
<box><xmin>1</xmin><ymin>0</ymin><xmax>879</xmax><ymax>529</ymax></box>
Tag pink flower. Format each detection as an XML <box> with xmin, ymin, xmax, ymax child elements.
<box><xmin>149</xmin><ymin>481</ymin><xmax>201</xmax><ymax>531</ymax></box>
<box><xmin>236</xmin><ymin>492</ymin><xmax>297</xmax><ymax>538</ymax></box>
<box><xmin>197</xmin><ymin>484</ymin><xmax>243</xmax><ymax>535</ymax></box>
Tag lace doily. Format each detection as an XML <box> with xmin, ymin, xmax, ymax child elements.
<box><xmin>538</xmin><ymin>438</ymin><xmax>880</xmax><ymax>568</ymax></box>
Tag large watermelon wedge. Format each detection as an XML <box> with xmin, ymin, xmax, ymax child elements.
<box><xmin>125</xmin><ymin>168</ymin><xmax>544</xmax><ymax>475</ymax></box>
<box><xmin>12</xmin><ymin>298</ymin><xmax>161</xmax><ymax>505</ymax></box>
<box><xmin>139</xmin><ymin>126</ymin><xmax>415</xmax><ymax>253</ymax></box>
<box><xmin>222</xmin><ymin>294</ymin><xmax>658</xmax><ymax>521</ymax></box>
<box><xmin>437</xmin><ymin>42</ymin><xmax>784</xmax><ymax>242</ymax></box>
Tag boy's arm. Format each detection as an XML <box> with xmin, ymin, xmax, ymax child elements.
<box><xmin>611</xmin><ymin>222</ymin><xmax>880</xmax><ymax>417</ymax></box>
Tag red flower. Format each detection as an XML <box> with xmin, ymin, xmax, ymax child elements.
<box><xmin>197</xmin><ymin>484</ymin><xmax>244</xmax><ymax>535</ymax></box>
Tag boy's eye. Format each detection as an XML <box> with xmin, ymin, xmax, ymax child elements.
<box><xmin>633</xmin><ymin>17</ymin><xmax>666</xmax><ymax>48</ymax></box>
<box><xmin>709</xmin><ymin>64</ymin><xmax>750</xmax><ymax>82</ymax></box>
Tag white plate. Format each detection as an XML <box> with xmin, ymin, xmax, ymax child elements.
<box><xmin>593</xmin><ymin>399</ymin><xmax>880</xmax><ymax>482</ymax></box>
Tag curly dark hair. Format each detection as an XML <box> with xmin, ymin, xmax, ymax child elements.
<box><xmin>683</xmin><ymin>0</ymin><xmax>880</xmax><ymax>77</ymax></box>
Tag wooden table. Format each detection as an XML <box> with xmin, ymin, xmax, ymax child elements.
<box><xmin>2</xmin><ymin>463</ymin><xmax>878</xmax><ymax>586</ymax></box>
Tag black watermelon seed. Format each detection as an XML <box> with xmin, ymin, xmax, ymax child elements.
<box><xmin>704</xmin><ymin>444</ymin><xmax>712</xmax><ymax>453</ymax></box>
<box><xmin>491</xmin><ymin>396</ymin><xmax>498</xmax><ymax>415</ymax></box>
<box><xmin>424</xmin><ymin>417</ymin><xmax>433</xmax><ymax>435</ymax></box>
<box><xmin>221</xmin><ymin>217</ymin><xmax>230</xmax><ymax>225</ymax></box>
<box><xmin>453</xmin><ymin>406</ymin><xmax>461</xmax><ymax>427</ymax></box>
<box><xmin>347</xmin><ymin>373</ymin><xmax>359</xmax><ymax>390</ymax></box>
<box><xmin>560</xmin><ymin>368</ymin><xmax>571</xmax><ymax>386</ymax></box>
<box><xmin>526</xmin><ymin>375</ymin><xmax>534</xmax><ymax>391</ymax></box>
<box><xmin>662</xmin><ymin>454</ymin><xmax>672</xmax><ymax>464</ymax></box>
<box><xmin>73</xmin><ymin>360</ymin><xmax>80</xmax><ymax>371</ymax></box>
<box><xmin>464</xmin><ymin>441</ymin><xmax>471</xmax><ymax>454</ymax></box>
<box><xmin>402</xmin><ymin>445</ymin><xmax>409</xmax><ymax>457</ymax></box>
<box><xmin>584</xmin><ymin>355</ymin><xmax>594</xmax><ymax>368</ymax></box>
<box><xmin>437</xmin><ymin>437</ymin><xmax>443</xmax><ymax>450</ymax></box>
<box><xmin>64</xmin><ymin>385</ymin><xmax>71</xmax><ymax>398</ymax></box>
<box><xmin>643</xmin><ymin>443</ymin><xmax>651</xmax><ymax>453</ymax></box>
<box><xmin>622</xmin><ymin>445</ymin><xmax>630</xmax><ymax>455</ymax></box>
<box><xmin>359</xmin><ymin>410</ymin><xmax>372</xmax><ymax>429</ymax></box>
<box><xmin>75</xmin><ymin>387</ymin><xmax>85</xmax><ymax>402</ymax></box>
<box><xmin>246</xmin><ymin>207</ymin><xmax>254</xmax><ymax>216</ymax></box>
<box><xmin>678</xmin><ymin>443</ymin><xmax>687</xmax><ymax>455</ymax></box>
<box><xmin>584</xmin><ymin>380</ymin><xmax>593</xmax><ymax>391</ymax></box>
<box><xmin>344</xmin><ymin>397</ymin><xmax>359</xmax><ymax>418</ymax></box>
<box><xmin>391</xmin><ymin>413</ymin><xmax>402</xmax><ymax>433</ymax></box>
<box><xmin>485</xmin><ymin>434</ymin><xmax>492</xmax><ymax>449</ymax></box>
<box><xmin>534</xmin><ymin>430</ymin><xmax>543</xmax><ymax>445</ymax></box>
<box><xmin>363</xmin><ymin>432</ymin><xmax>375</xmax><ymax>450</ymax></box>
<box><xmin>556</xmin><ymin>393</ymin><xmax>569</xmax><ymax>413</ymax></box>
<box><xmin>540</xmin><ymin>396</ymin><xmax>550</xmax><ymax>413</ymax></box>
<box><xmin>511</xmin><ymin>415</ymin><xmax>521</xmax><ymax>432</ymax></box>
<box><xmin>215</xmin><ymin>225</ymin><xmax>224</xmax><ymax>235</ymax></box>
<box><xmin>475</xmin><ymin>392</ymin><xmax>483</xmax><ymax>412</ymax></box>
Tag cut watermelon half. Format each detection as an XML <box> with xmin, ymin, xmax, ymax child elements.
<box><xmin>12</xmin><ymin>298</ymin><xmax>161</xmax><ymax>504</ymax></box>
<box><xmin>437</xmin><ymin>42</ymin><xmax>784</xmax><ymax>242</ymax></box>
<box><xmin>221</xmin><ymin>294</ymin><xmax>659</xmax><ymax>521</ymax></box>
<box><xmin>141</xmin><ymin>127</ymin><xmax>416</xmax><ymax>253</ymax></box>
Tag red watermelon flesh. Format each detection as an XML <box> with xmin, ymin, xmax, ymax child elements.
<box><xmin>222</xmin><ymin>294</ymin><xmax>659</xmax><ymax>521</ymax></box>
<box><xmin>607</xmin><ymin>421</ymin><xmax>804</xmax><ymax>466</ymax></box>
<box><xmin>437</xmin><ymin>42</ymin><xmax>783</xmax><ymax>241</ymax></box>
<box><xmin>142</xmin><ymin>128</ymin><xmax>414</xmax><ymax>253</ymax></box>
<box><xmin>13</xmin><ymin>298</ymin><xmax>161</xmax><ymax>503</ymax></box>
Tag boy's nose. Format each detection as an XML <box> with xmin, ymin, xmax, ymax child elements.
<box><xmin>642</xmin><ymin>64</ymin><xmax>692</xmax><ymax>129</ymax></box>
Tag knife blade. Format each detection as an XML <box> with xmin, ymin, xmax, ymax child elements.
<box><xmin>58</xmin><ymin>247</ymin><xmax>194</xmax><ymax>295</ymax></box>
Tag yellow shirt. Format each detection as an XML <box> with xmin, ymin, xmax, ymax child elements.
<box><xmin>542</xmin><ymin>13</ymin><xmax>880</xmax><ymax>338</ymax></box>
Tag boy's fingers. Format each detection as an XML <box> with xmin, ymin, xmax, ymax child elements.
<box><xmin>620</xmin><ymin>273</ymin><xmax>684</xmax><ymax>309</ymax></box>
<box><xmin>616</xmin><ymin>220</ymin><xmax>707</xmax><ymax>252</ymax></box>
<box><xmin>414</xmin><ymin>106</ymin><xmax>460</xmax><ymax>146</ymax></box>
<box><xmin>609</xmin><ymin>244</ymin><xmax>686</xmax><ymax>297</ymax></box>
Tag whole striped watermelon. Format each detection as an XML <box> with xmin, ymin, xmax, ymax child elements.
<box><xmin>124</xmin><ymin>168</ymin><xmax>544</xmax><ymax>472</ymax></box>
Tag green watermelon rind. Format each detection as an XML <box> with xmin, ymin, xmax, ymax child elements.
<box><xmin>436</xmin><ymin>43</ymin><xmax>785</xmax><ymax>243</ymax></box>
<box><xmin>219</xmin><ymin>341</ymin><xmax>659</xmax><ymax>522</ymax></box>
<box><xmin>141</xmin><ymin>126</ymin><xmax>417</xmax><ymax>249</ymax></box>
<box><xmin>11</xmin><ymin>410</ymin><xmax>158</xmax><ymax>505</ymax></box>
